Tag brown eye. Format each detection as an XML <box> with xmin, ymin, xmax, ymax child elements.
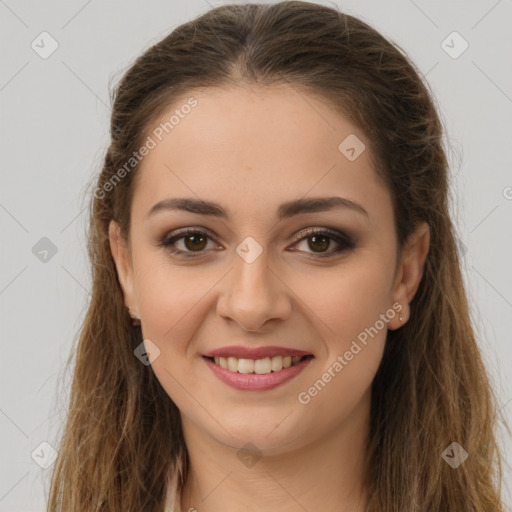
<box><xmin>182</xmin><ymin>233</ymin><xmax>208</xmax><ymax>252</ymax></box>
<box><xmin>160</xmin><ymin>227</ymin><xmax>355</xmax><ymax>259</ymax></box>
<box><xmin>306</xmin><ymin>233</ymin><xmax>331</xmax><ymax>253</ymax></box>
<box><xmin>161</xmin><ymin>229</ymin><xmax>218</xmax><ymax>258</ymax></box>
<box><xmin>292</xmin><ymin>228</ymin><xmax>355</xmax><ymax>258</ymax></box>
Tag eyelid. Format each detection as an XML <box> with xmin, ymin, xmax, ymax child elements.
<box><xmin>292</xmin><ymin>226</ymin><xmax>353</xmax><ymax>244</ymax></box>
<box><xmin>164</xmin><ymin>226</ymin><xmax>216</xmax><ymax>239</ymax></box>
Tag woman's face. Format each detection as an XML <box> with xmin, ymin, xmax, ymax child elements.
<box><xmin>110</xmin><ymin>84</ymin><xmax>425</xmax><ymax>455</ymax></box>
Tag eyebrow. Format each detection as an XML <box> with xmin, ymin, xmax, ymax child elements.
<box><xmin>146</xmin><ymin>196</ymin><xmax>368</xmax><ymax>220</ymax></box>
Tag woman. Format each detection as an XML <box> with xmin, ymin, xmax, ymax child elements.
<box><xmin>46</xmin><ymin>2</ymin><xmax>506</xmax><ymax>510</ymax></box>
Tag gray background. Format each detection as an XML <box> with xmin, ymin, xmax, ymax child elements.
<box><xmin>1</xmin><ymin>0</ymin><xmax>511</xmax><ymax>510</ymax></box>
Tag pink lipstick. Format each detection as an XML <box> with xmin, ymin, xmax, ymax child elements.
<box><xmin>202</xmin><ymin>345</ymin><xmax>314</xmax><ymax>391</ymax></box>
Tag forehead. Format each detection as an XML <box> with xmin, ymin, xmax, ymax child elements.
<box><xmin>133</xmin><ymin>85</ymin><xmax>391</xmax><ymax>226</ymax></box>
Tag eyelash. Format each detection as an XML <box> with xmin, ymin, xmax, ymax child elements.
<box><xmin>159</xmin><ymin>227</ymin><xmax>355</xmax><ymax>259</ymax></box>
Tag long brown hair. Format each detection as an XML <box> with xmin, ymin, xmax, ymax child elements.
<box><xmin>46</xmin><ymin>2</ymin><xmax>506</xmax><ymax>510</ymax></box>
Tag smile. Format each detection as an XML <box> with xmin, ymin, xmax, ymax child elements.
<box><xmin>202</xmin><ymin>354</ymin><xmax>314</xmax><ymax>391</ymax></box>
<box><xmin>209</xmin><ymin>355</ymin><xmax>306</xmax><ymax>374</ymax></box>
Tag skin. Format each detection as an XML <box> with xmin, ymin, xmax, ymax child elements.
<box><xmin>109</xmin><ymin>84</ymin><xmax>430</xmax><ymax>512</ymax></box>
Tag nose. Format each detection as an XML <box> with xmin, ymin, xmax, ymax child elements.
<box><xmin>216</xmin><ymin>248</ymin><xmax>292</xmax><ymax>332</ymax></box>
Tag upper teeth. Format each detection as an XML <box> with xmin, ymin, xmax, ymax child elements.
<box><xmin>213</xmin><ymin>355</ymin><xmax>303</xmax><ymax>374</ymax></box>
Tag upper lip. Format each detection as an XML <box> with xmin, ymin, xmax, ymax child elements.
<box><xmin>203</xmin><ymin>345</ymin><xmax>313</xmax><ymax>359</ymax></box>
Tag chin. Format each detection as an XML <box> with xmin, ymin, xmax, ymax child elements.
<box><xmin>208</xmin><ymin>416</ymin><xmax>307</xmax><ymax>455</ymax></box>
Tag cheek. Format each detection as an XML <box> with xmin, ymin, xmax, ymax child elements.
<box><xmin>292</xmin><ymin>256</ymin><xmax>393</xmax><ymax>344</ymax></box>
<box><xmin>292</xmin><ymin>258</ymin><xmax>390</xmax><ymax>401</ymax></box>
<box><xmin>297</xmin><ymin>292</ymin><xmax>388</xmax><ymax>422</ymax></box>
<box><xmin>132</xmin><ymin>249</ymin><xmax>212</xmax><ymax>349</ymax></box>
<box><xmin>297</xmin><ymin>341</ymin><xmax>382</xmax><ymax>439</ymax></box>
<box><xmin>137</xmin><ymin>271</ymin><xmax>212</xmax><ymax>351</ymax></box>
<box><xmin>133</xmin><ymin>261</ymin><xmax>214</xmax><ymax>412</ymax></box>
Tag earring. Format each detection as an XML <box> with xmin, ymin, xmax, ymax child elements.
<box><xmin>399</xmin><ymin>310</ymin><xmax>403</xmax><ymax>322</ymax></box>
<box><xmin>128</xmin><ymin>308</ymin><xmax>141</xmax><ymax>326</ymax></box>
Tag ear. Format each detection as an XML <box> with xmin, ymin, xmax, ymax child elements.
<box><xmin>109</xmin><ymin>220</ymin><xmax>138</xmax><ymax>317</ymax></box>
<box><xmin>388</xmin><ymin>221</ymin><xmax>430</xmax><ymax>330</ymax></box>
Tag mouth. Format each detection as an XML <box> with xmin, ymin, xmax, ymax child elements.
<box><xmin>202</xmin><ymin>353</ymin><xmax>315</xmax><ymax>391</ymax></box>
<box><xmin>203</xmin><ymin>354</ymin><xmax>314</xmax><ymax>375</ymax></box>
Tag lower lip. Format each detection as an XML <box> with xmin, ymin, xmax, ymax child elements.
<box><xmin>203</xmin><ymin>355</ymin><xmax>314</xmax><ymax>391</ymax></box>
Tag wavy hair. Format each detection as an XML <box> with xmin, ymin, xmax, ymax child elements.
<box><xmin>46</xmin><ymin>2</ymin><xmax>506</xmax><ymax>510</ymax></box>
